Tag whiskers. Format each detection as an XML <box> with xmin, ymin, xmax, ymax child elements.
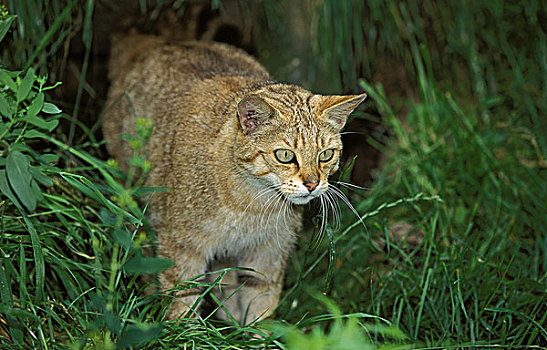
<box><xmin>242</xmin><ymin>183</ymin><xmax>294</xmax><ymax>250</ymax></box>
<box><xmin>238</xmin><ymin>177</ymin><xmax>368</xmax><ymax>251</ymax></box>
<box><xmin>242</xmin><ymin>183</ymin><xmax>282</xmax><ymax>215</ymax></box>
<box><xmin>332</xmin><ymin>180</ymin><xmax>370</xmax><ymax>191</ymax></box>
<box><xmin>315</xmin><ymin>181</ymin><xmax>368</xmax><ymax>241</ymax></box>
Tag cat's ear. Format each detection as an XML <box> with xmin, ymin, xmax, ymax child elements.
<box><xmin>316</xmin><ymin>93</ymin><xmax>367</xmax><ymax>129</ymax></box>
<box><xmin>237</xmin><ymin>95</ymin><xmax>275</xmax><ymax>135</ymax></box>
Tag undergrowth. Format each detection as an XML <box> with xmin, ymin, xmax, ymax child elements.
<box><xmin>0</xmin><ymin>1</ymin><xmax>545</xmax><ymax>349</ymax></box>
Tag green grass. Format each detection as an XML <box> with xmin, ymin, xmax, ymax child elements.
<box><xmin>0</xmin><ymin>0</ymin><xmax>546</xmax><ymax>349</ymax></box>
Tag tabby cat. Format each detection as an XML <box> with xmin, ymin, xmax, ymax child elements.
<box><xmin>103</xmin><ymin>33</ymin><xmax>366</xmax><ymax>323</ymax></box>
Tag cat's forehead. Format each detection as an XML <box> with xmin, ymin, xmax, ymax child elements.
<box><xmin>278</xmin><ymin>121</ymin><xmax>340</xmax><ymax>150</ymax></box>
<box><xmin>275</xmin><ymin>112</ymin><xmax>340</xmax><ymax>150</ymax></box>
<box><xmin>260</xmin><ymin>85</ymin><xmax>313</xmax><ymax>113</ymax></box>
<box><xmin>258</xmin><ymin>84</ymin><xmax>320</xmax><ymax>123</ymax></box>
<box><xmin>252</xmin><ymin>84</ymin><xmax>342</xmax><ymax>149</ymax></box>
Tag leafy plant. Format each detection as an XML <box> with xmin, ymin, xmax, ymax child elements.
<box><xmin>267</xmin><ymin>291</ymin><xmax>411</xmax><ymax>350</ymax></box>
<box><xmin>0</xmin><ymin>12</ymin><xmax>170</xmax><ymax>348</ymax></box>
<box><xmin>0</xmin><ymin>66</ymin><xmax>62</xmax><ymax>211</ymax></box>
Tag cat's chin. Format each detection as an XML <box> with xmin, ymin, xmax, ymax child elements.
<box><xmin>287</xmin><ymin>194</ymin><xmax>316</xmax><ymax>205</ymax></box>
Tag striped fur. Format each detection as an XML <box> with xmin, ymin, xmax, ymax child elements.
<box><xmin>103</xmin><ymin>34</ymin><xmax>366</xmax><ymax>324</ymax></box>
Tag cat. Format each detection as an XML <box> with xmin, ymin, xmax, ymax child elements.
<box><xmin>102</xmin><ymin>33</ymin><xmax>366</xmax><ymax>324</ymax></box>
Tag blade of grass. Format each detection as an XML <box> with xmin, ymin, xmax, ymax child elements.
<box><xmin>23</xmin><ymin>0</ymin><xmax>76</xmax><ymax>71</ymax></box>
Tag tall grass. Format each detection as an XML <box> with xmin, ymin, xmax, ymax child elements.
<box><xmin>1</xmin><ymin>0</ymin><xmax>545</xmax><ymax>349</ymax></box>
<box><xmin>257</xmin><ymin>0</ymin><xmax>546</xmax><ymax>347</ymax></box>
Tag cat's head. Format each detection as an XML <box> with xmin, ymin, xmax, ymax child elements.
<box><xmin>234</xmin><ymin>85</ymin><xmax>366</xmax><ymax>205</ymax></box>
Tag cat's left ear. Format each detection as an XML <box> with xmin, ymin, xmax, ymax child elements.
<box><xmin>237</xmin><ymin>95</ymin><xmax>275</xmax><ymax>135</ymax></box>
<box><xmin>316</xmin><ymin>93</ymin><xmax>367</xmax><ymax>129</ymax></box>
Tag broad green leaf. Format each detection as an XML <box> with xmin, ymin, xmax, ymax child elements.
<box><xmin>104</xmin><ymin>310</ymin><xmax>122</xmax><ymax>335</ymax></box>
<box><xmin>29</xmin><ymin>166</ymin><xmax>53</xmax><ymax>187</ymax></box>
<box><xmin>6</xmin><ymin>150</ymin><xmax>36</xmax><ymax>211</ymax></box>
<box><xmin>42</xmin><ymin>102</ymin><xmax>62</xmax><ymax>114</ymax></box>
<box><xmin>0</xmin><ymin>69</ymin><xmax>17</xmax><ymax>92</ymax></box>
<box><xmin>0</xmin><ymin>15</ymin><xmax>15</xmax><ymax>43</ymax></box>
<box><xmin>23</xmin><ymin>130</ymin><xmax>46</xmax><ymax>139</ymax></box>
<box><xmin>21</xmin><ymin>114</ymin><xmax>58</xmax><ymax>132</ymax></box>
<box><xmin>88</xmin><ymin>292</ymin><xmax>106</xmax><ymax>312</ymax></box>
<box><xmin>41</xmin><ymin>154</ymin><xmax>59</xmax><ymax>163</ymax></box>
<box><xmin>16</xmin><ymin>68</ymin><xmax>35</xmax><ymax>103</ymax></box>
<box><xmin>123</xmin><ymin>256</ymin><xmax>173</xmax><ymax>275</ymax></box>
<box><xmin>26</xmin><ymin>92</ymin><xmax>44</xmax><ymax>117</ymax></box>
<box><xmin>112</xmin><ymin>228</ymin><xmax>133</xmax><ymax>251</ymax></box>
<box><xmin>31</xmin><ymin>179</ymin><xmax>43</xmax><ymax>203</ymax></box>
<box><xmin>8</xmin><ymin>143</ymin><xmax>32</xmax><ymax>154</ymax></box>
<box><xmin>0</xmin><ymin>169</ymin><xmax>21</xmax><ymax>208</ymax></box>
<box><xmin>116</xmin><ymin>323</ymin><xmax>162</xmax><ymax>348</ymax></box>
<box><xmin>99</xmin><ymin>208</ymin><xmax>117</xmax><ymax>226</ymax></box>
<box><xmin>0</xmin><ymin>93</ymin><xmax>12</xmax><ymax>118</ymax></box>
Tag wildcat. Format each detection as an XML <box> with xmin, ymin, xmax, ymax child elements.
<box><xmin>103</xmin><ymin>33</ymin><xmax>366</xmax><ymax>324</ymax></box>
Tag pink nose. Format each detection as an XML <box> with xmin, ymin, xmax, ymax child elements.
<box><xmin>304</xmin><ymin>182</ymin><xmax>319</xmax><ymax>192</ymax></box>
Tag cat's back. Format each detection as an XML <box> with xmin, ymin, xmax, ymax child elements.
<box><xmin>108</xmin><ymin>34</ymin><xmax>270</xmax><ymax>84</ymax></box>
<box><xmin>104</xmin><ymin>34</ymin><xmax>271</xmax><ymax>172</ymax></box>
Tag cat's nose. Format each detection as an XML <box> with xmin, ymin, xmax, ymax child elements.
<box><xmin>304</xmin><ymin>181</ymin><xmax>319</xmax><ymax>192</ymax></box>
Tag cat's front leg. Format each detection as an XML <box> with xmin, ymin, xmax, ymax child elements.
<box><xmin>233</xmin><ymin>244</ymin><xmax>290</xmax><ymax>324</ymax></box>
<box><xmin>159</xmin><ymin>242</ymin><xmax>208</xmax><ymax>320</ymax></box>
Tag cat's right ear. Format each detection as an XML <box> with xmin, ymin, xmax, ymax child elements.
<box><xmin>316</xmin><ymin>93</ymin><xmax>367</xmax><ymax>129</ymax></box>
<box><xmin>237</xmin><ymin>95</ymin><xmax>275</xmax><ymax>135</ymax></box>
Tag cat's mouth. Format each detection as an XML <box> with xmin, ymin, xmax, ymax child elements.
<box><xmin>279</xmin><ymin>182</ymin><xmax>326</xmax><ymax>205</ymax></box>
<box><xmin>287</xmin><ymin>193</ymin><xmax>319</xmax><ymax>205</ymax></box>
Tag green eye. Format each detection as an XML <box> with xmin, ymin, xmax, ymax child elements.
<box><xmin>319</xmin><ymin>149</ymin><xmax>335</xmax><ymax>162</ymax></box>
<box><xmin>274</xmin><ymin>149</ymin><xmax>295</xmax><ymax>163</ymax></box>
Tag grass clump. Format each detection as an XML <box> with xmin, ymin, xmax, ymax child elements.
<box><xmin>0</xmin><ymin>52</ymin><xmax>166</xmax><ymax>348</ymax></box>
<box><xmin>0</xmin><ymin>8</ymin><xmax>169</xmax><ymax>348</ymax></box>
<box><xmin>262</xmin><ymin>0</ymin><xmax>546</xmax><ymax>348</ymax></box>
